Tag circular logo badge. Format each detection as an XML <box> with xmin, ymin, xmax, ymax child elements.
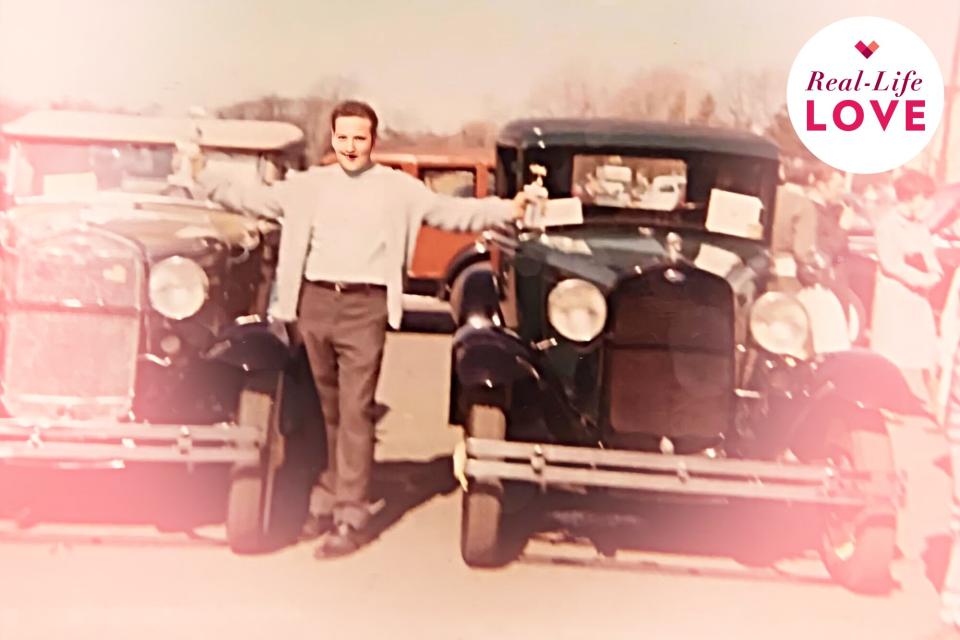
<box><xmin>787</xmin><ymin>16</ymin><xmax>944</xmax><ymax>174</ymax></box>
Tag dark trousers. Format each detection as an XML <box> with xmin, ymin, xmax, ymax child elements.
<box><xmin>298</xmin><ymin>281</ymin><xmax>388</xmax><ymax>529</ymax></box>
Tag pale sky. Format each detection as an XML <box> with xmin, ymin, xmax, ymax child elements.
<box><xmin>0</xmin><ymin>0</ymin><xmax>957</xmax><ymax>132</ymax></box>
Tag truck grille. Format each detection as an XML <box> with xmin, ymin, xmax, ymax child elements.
<box><xmin>3</xmin><ymin>230</ymin><xmax>144</xmax><ymax>420</ymax></box>
<box><xmin>603</xmin><ymin>267</ymin><xmax>734</xmax><ymax>446</ymax></box>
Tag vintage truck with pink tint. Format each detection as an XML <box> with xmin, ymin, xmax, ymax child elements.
<box><xmin>0</xmin><ymin>110</ymin><xmax>314</xmax><ymax>552</ymax></box>
<box><xmin>452</xmin><ymin>118</ymin><xmax>919</xmax><ymax>593</ymax></box>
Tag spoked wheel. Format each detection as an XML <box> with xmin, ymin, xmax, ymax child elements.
<box><xmin>226</xmin><ymin>370</ymin><xmax>285</xmax><ymax>554</ymax></box>
<box><xmin>817</xmin><ymin>411</ymin><xmax>897</xmax><ymax>594</ymax></box>
<box><xmin>461</xmin><ymin>404</ymin><xmax>507</xmax><ymax>567</ymax></box>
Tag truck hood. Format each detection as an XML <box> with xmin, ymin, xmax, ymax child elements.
<box><xmin>5</xmin><ymin>198</ymin><xmax>273</xmax><ymax>259</ymax></box>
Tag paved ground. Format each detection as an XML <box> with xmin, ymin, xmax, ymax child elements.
<box><xmin>0</xmin><ymin>331</ymin><xmax>954</xmax><ymax>640</ymax></box>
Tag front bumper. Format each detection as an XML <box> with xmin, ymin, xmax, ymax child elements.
<box><xmin>0</xmin><ymin>419</ymin><xmax>262</xmax><ymax>466</ymax></box>
<box><xmin>465</xmin><ymin>438</ymin><xmax>902</xmax><ymax>508</ymax></box>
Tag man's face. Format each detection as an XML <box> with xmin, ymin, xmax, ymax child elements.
<box><xmin>331</xmin><ymin>116</ymin><xmax>374</xmax><ymax>172</ymax></box>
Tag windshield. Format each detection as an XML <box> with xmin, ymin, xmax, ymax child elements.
<box><xmin>573</xmin><ymin>155</ymin><xmax>687</xmax><ymax>211</ymax></box>
<box><xmin>8</xmin><ymin>141</ymin><xmax>260</xmax><ymax>200</ymax></box>
<box><xmin>529</xmin><ymin>149</ymin><xmax>778</xmax><ymax>241</ymax></box>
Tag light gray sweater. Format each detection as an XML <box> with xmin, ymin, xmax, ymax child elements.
<box><xmin>200</xmin><ymin>163</ymin><xmax>514</xmax><ymax>328</ymax></box>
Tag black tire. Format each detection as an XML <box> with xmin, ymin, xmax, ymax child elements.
<box><xmin>226</xmin><ymin>465</ymin><xmax>268</xmax><ymax>553</ymax></box>
<box><xmin>461</xmin><ymin>404</ymin><xmax>507</xmax><ymax>567</ymax></box>
<box><xmin>226</xmin><ymin>371</ymin><xmax>282</xmax><ymax>554</ymax></box>
<box><xmin>818</xmin><ymin>416</ymin><xmax>897</xmax><ymax>594</ymax></box>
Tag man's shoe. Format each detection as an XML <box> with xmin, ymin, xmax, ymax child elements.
<box><xmin>314</xmin><ymin>522</ymin><xmax>363</xmax><ymax>559</ymax></box>
<box><xmin>299</xmin><ymin>514</ymin><xmax>334</xmax><ymax>541</ymax></box>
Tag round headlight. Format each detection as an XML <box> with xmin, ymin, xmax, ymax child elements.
<box><xmin>749</xmin><ymin>292</ymin><xmax>810</xmax><ymax>358</ymax></box>
<box><xmin>149</xmin><ymin>256</ymin><xmax>209</xmax><ymax>320</ymax></box>
<box><xmin>547</xmin><ymin>278</ymin><xmax>607</xmax><ymax>343</ymax></box>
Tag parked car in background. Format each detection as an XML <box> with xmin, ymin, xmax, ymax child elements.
<box><xmin>639</xmin><ymin>173</ymin><xmax>687</xmax><ymax>211</ymax></box>
<box><xmin>0</xmin><ymin>109</ymin><xmax>315</xmax><ymax>552</ymax></box>
<box><xmin>450</xmin><ymin>118</ymin><xmax>918</xmax><ymax>592</ymax></box>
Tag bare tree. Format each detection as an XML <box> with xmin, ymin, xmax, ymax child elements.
<box><xmin>692</xmin><ymin>93</ymin><xmax>717</xmax><ymax>125</ymax></box>
<box><xmin>610</xmin><ymin>67</ymin><xmax>695</xmax><ymax>121</ymax></box>
<box><xmin>525</xmin><ymin>67</ymin><xmax>606</xmax><ymax>118</ymax></box>
<box><xmin>720</xmin><ymin>70</ymin><xmax>778</xmax><ymax>131</ymax></box>
<box><xmin>725</xmin><ymin>74</ymin><xmax>752</xmax><ymax>130</ymax></box>
<box><xmin>306</xmin><ymin>76</ymin><xmax>357</xmax><ymax>103</ymax></box>
<box><xmin>459</xmin><ymin>120</ymin><xmax>499</xmax><ymax>148</ymax></box>
<box><xmin>667</xmin><ymin>90</ymin><xmax>687</xmax><ymax>123</ymax></box>
<box><xmin>764</xmin><ymin>106</ymin><xmax>812</xmax><ymax>159</ymax></box>
<box><xmin>610</xmin><ymin>79</ymin><xmax>656</xmax><ymax>119</ymax></box>
<box><xmin>528</xmin><ymin>77</ymin><xmax>599</xmax><ymax>118</ymax></box>
<box><xmin>216</xmin><ymin>76</ymin><xmax>358</xmax><ymax>165</ymax></box>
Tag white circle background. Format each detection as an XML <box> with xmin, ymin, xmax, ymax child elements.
<box><xmin>786</xmin><ymin>16</ymin><xmax>944</xmax><ymax>174</ymax></box>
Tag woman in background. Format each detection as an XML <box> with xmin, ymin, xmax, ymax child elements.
<box><xmin>870</xmin><ymin>170</ymin><xmax>942</xmax><ymax>408</ymax></box>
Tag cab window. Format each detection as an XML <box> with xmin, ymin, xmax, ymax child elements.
<box><xmin>421</xmin><ymin>169</ymin><xmax>476</xmax><ymax>198</ymax></box>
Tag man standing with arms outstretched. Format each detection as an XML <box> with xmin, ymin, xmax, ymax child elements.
<box><xmin>193</xmin><ymin>100</ymin><xmax>528</xmax><ymax>557</ymax></box>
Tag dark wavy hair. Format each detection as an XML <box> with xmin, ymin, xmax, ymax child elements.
<box><xmin>330</xmin><ymin>100</ymin><xmax>379</xmax><ymax>141</ymax></box>
<box><xmin>893</xmin><ymin>169</ymin><xmax>935</xmax><ymax>202</ymax></box>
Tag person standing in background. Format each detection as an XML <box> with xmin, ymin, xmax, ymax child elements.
<box><xmin>771</xmin><ymin>157</ymin><xmax>817</xmax><ymax>292</ymax></box>
<box><xmin>807</xmin><ymin>164</ymin><xmax>851</xmax><ymax>271</ymax></box>
<box><xmin>870</xmin><ymin>170</ymin><xmax>942</xmax><ymax>409</ymax></box>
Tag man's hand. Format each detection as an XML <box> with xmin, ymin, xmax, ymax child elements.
<box><xmin>285</xmin><ymin>320</ymin><xmax>304</xmax><ymax>348</ymax></box>
<box><xmin>511</xmin><ymin>190</ymin><xmax>531</xmax><ymax>219</ymax></box>
<box><xmin>511</xmin><ymin>189</ymin><xmax>544</xmax><ymax>220</ymax></box>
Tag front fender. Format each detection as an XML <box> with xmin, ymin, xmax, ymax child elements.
<box><xmin>449</xmin><ymin>262</ymin><xmax>501</xmax><ymax>327</ymax></box>
<box><xmin>452</xmin><ymin>323</ymin><xmax>542</xmax><ymax>394</ymax></box>
<box><xmin>443</xmin><ymin>242</ymin><xmax>489</xmax><ymax>294</ymax></box>
<box><xmin>812</xmin><ymin>349</ymin><xmax>922</xmax><ymax>414</ymax></box>
<box><xmin>450</xmin><ymin>324</ymin><xmax>602</xmax><ymax>444</ymax></box>
<box><xmin>204</xmin><ymin>317</ymin><xmax>291</xmax><ymax>373</ymax></box>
